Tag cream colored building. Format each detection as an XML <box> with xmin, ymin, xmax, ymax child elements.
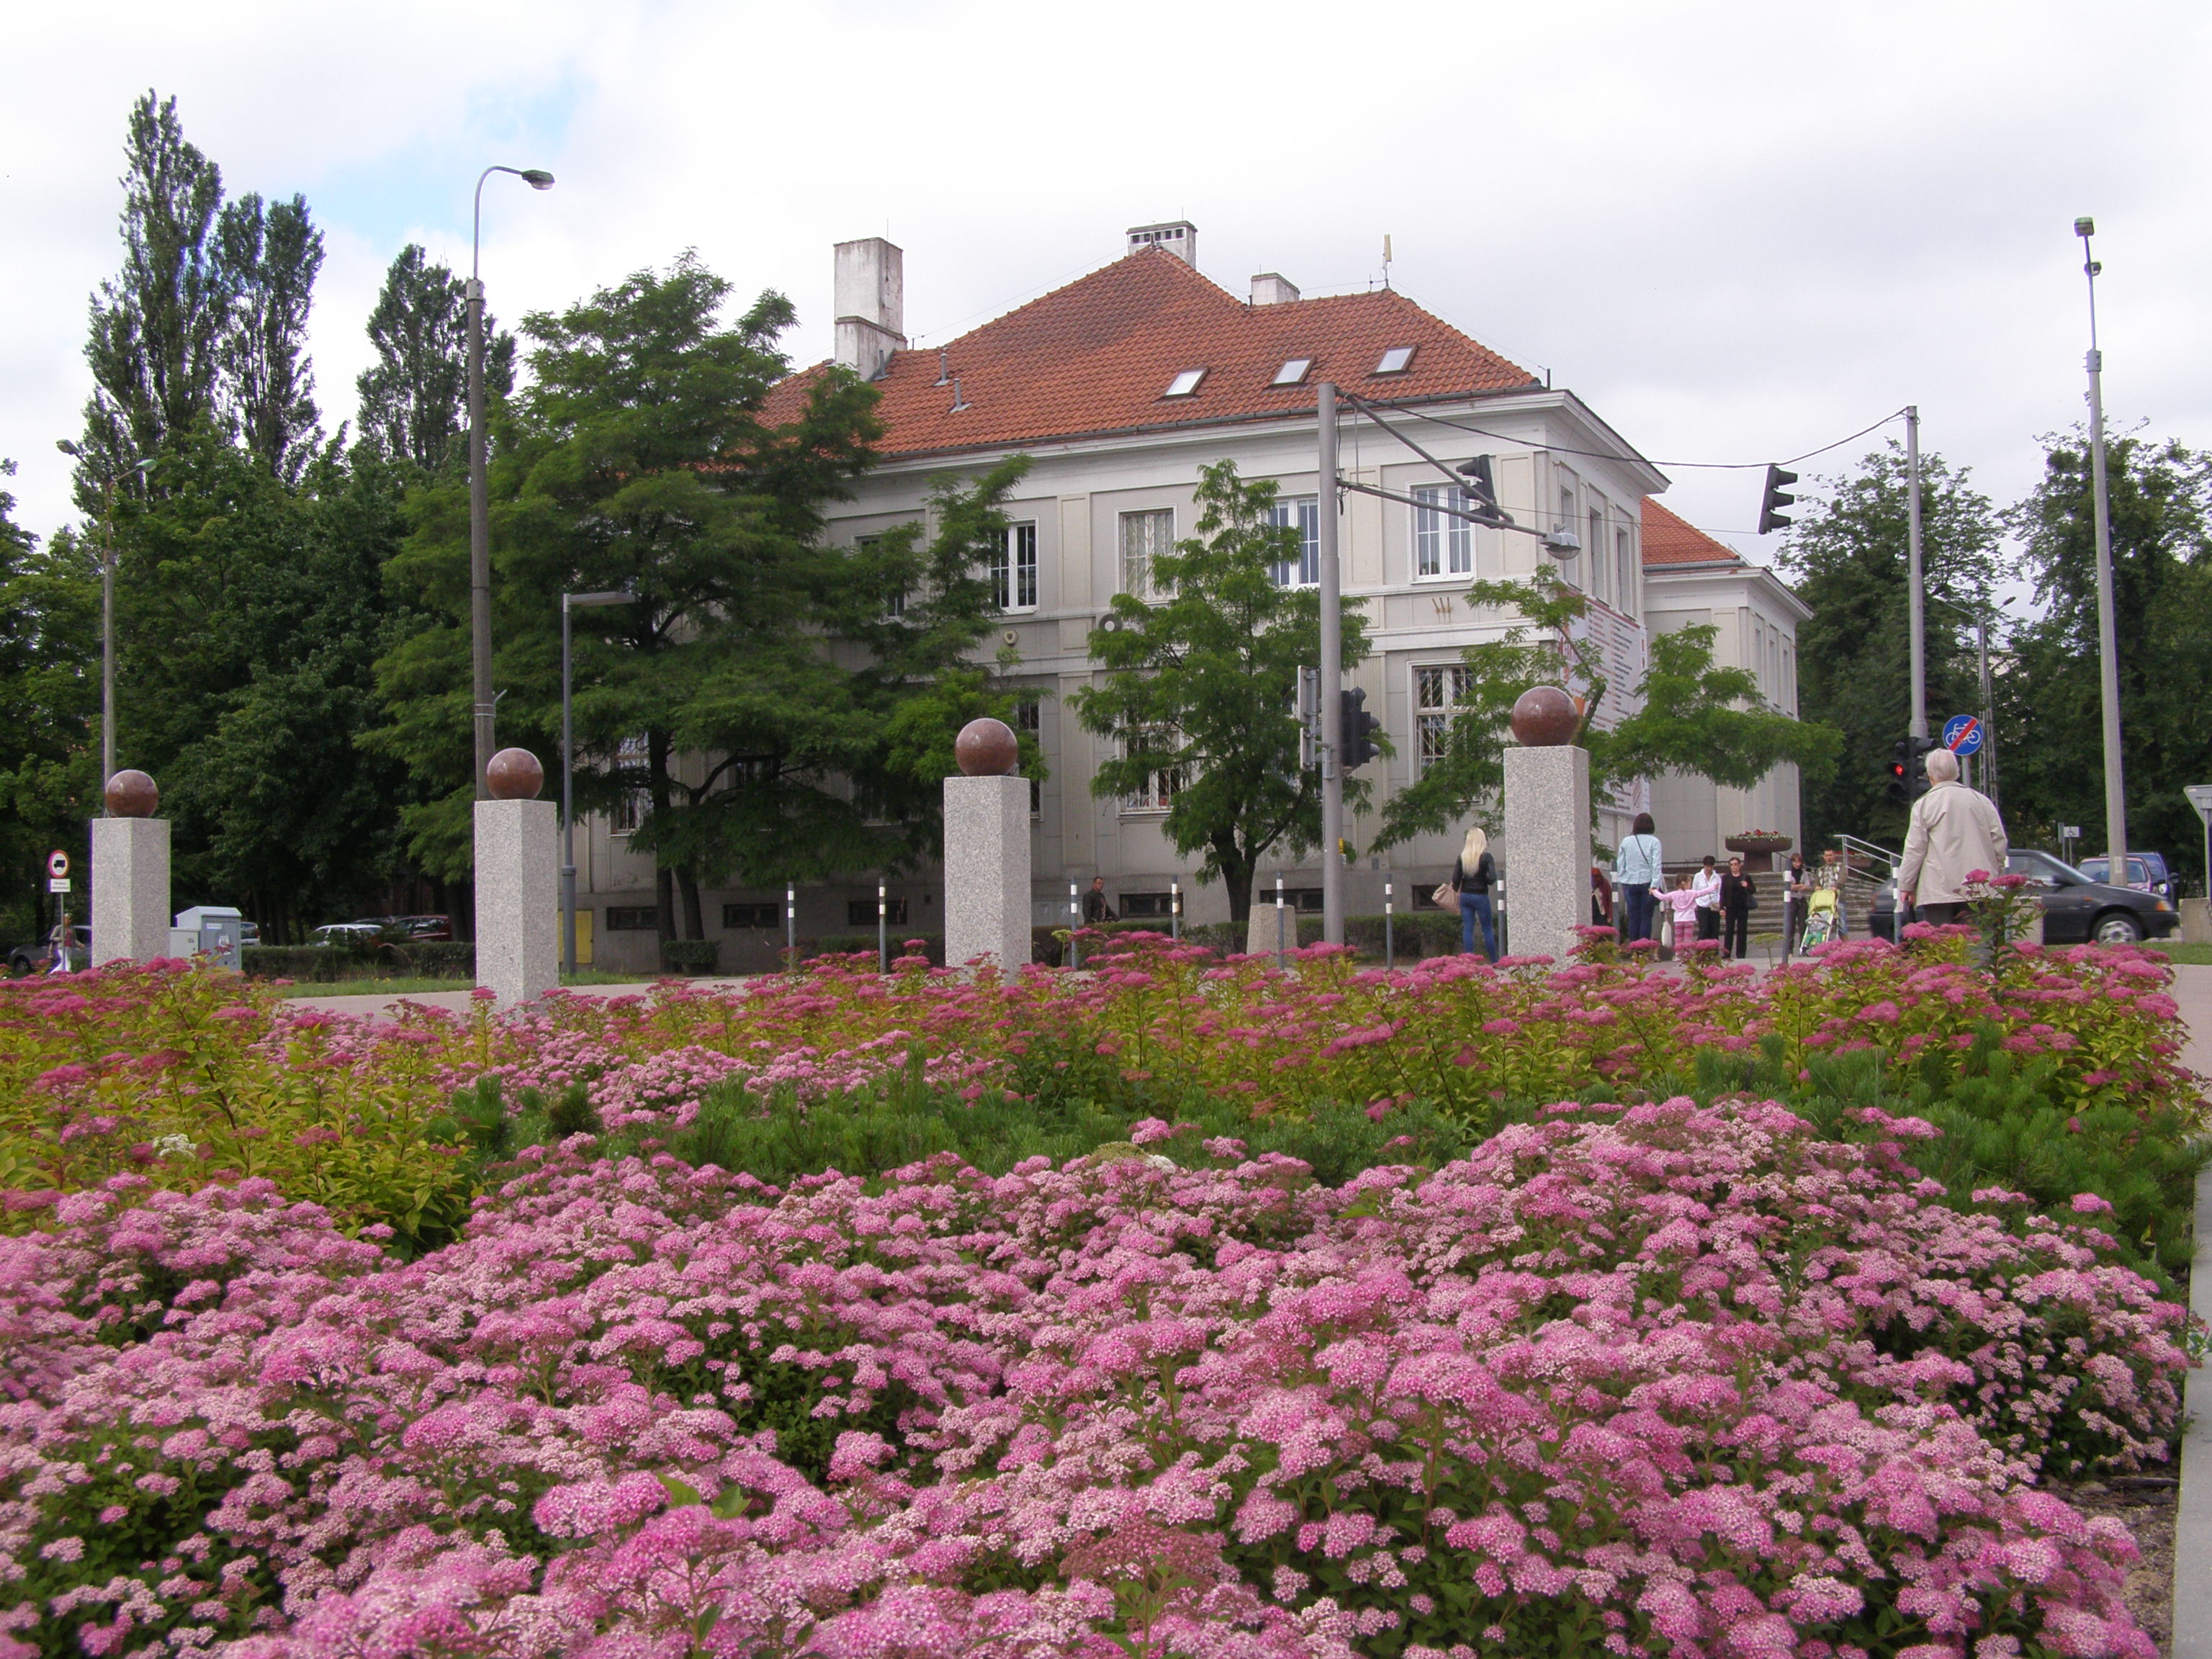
<box><xmin>572</xmin><ymin>226</ymin><xmax>1804</xmax><ymax>971</ymax></box>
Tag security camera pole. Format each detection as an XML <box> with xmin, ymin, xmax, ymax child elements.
<box><xmin>2075</xmin><ymin>216</ymin><xmax>2126</xmax><ymax>878</ymax></box>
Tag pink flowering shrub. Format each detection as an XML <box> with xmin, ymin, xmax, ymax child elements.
<box><xmin>1</xmin><ymin>1097</ymin><xmax>2180</xmax><ymax>1657</ymax></box>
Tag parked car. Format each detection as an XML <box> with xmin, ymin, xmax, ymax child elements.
<box><xmin>2076</xmin><ymin>852</ymin><xmax>2178</xmax><ymax>905</ymax></box>
<box><xmin>1868</xmin><ymin>848</ymin><xmax>2180</xmax><ymax>945</ymax></box>
<box><xmin>312</xmin><ymin>922</ymin><xmax>384</xmax><ymax>948</ymax></box>
<box><xmin>391</xmin><ymin>914</ymin><xmax>453</xmax><ymax>943</ymax></box>
<box><xmin>6</xmin><ymin>925</ymin><xmax>90</xmax><ymax>976</ymax></box>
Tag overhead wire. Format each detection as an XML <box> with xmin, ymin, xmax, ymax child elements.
<box><xmin>1353</xmin><ymin>397</ymin><xmax>1909</xmax><ymax>472</ymax></box>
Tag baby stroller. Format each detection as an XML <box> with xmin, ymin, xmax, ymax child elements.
<box><xmin>1799</xmin><ymin>886</ymin><xmax>1840</xmax><ymax>949</ymax></box>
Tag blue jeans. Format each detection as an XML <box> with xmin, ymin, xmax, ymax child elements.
<box><xmin>1462</xmin><ymin>893</ymin><xmax>1497</xmax><ymax>961</ymax></box>
<box><xmin>1621</xmin><ymin>883</ymin><xmax>1655</xmax><ymax>943</ymax></box>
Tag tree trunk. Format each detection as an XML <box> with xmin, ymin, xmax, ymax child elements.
<box><xmin>678</xmin><ymin>864</ymin><xmax>706</xmax><ymax>940</ymax></box>
<box><xmin>1218</xmin><ymin>829</ymin><xmax>1252</xmax><ymax>923</ymax></box>
<box><xmin>655</xmin><ymin>864</ymin><xmax>676</xmax><ymax>949</ymax></box>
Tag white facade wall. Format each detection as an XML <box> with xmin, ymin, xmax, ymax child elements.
<box><xmin>577</xmin><ymin>393</ymin><xmax>1665</xmax><ymax>971</ymax></box>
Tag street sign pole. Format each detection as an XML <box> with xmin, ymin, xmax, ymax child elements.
<box><xmin>2185</xmin><ymin>786</ymin><xmax>2212</xmax><ymax>907</ymax></box>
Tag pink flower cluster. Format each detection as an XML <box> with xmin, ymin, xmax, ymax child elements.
<box><xmin>2</xmin><ymin>1097</ymin><xmax>2180</xmax><ymax>1658</ymax></box>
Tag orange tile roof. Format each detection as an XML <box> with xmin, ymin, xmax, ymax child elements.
<box><xmin>765</xmin><ymin>248</ymin><xmax>1538</xmax><ymax>459</ymax></box>
<box><xmin>1640</xmin><ymin>498</ymin><xmax>1745</xmax><ymax>567</ymax></box>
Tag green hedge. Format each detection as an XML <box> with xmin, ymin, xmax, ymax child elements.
<box><xmin>659</xmin><ymin>939</ymin><xmax>723</xmax><ymax>974</ymax></box>
<box><xmin>801</xmin><ymin>916</ymin><xmax>1478</xmax><ymax>970</ymax></box>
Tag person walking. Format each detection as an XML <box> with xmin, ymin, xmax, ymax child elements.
<box><xmin>1591</xmin><ymin>863</ymin><xmax>1615</xmax><ymax>929</ymax></box>
<box><xmin>1718</xmin><ymin>855</ymin><xmax>1755</xmax><ymax>959</ymax></box>
<box><xmin>1659</xmin><ymin>874</ymin><xmax>1701</xmax><ymax>958</ymax></box>
<box><xmin>1452</xmin><ymin>827</ymin><xmax>1498</xmax><ymax>961</ymax></box>
<box><xmin>1691</xmin><ymin>855</ymin><xmax>1723</xmax><ymax>943</ymax></box>
<box><xmin>1895</xmin><ymin>747</ymin><xmax>2008</xmax><ymax>927</ymax></box>
<box><xmin>1082</xmin><ymin>877</ymin><xmax>1118</xmax><ymax>925</ymax></box>
<box><xmin>1616</xmin><ymin>813</ymin><xmax>1663</xmax><ymax>942</ymax></box>
<box><xmin>1783</xmin><ymin>851</ymin><xmax>1812</xmax><ymax>954</ymax></box>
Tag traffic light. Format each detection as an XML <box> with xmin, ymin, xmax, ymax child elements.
<box><xmin>1887</xmin><ymin>738</ymin><xmax>1911</xmax><ymax>804</ymax></box>
<box><xmin>1341</xmin><ymin>687</ymin><xmax>1383</xmax><ymax>768</ymax></box>
<box><xmin>1455</xmin><ymin>455</ymin><xmax>1515</xmax><ymax>526</ymax></box>
<box><xmin>1757</xmin><ymin>464</ymin><xmax>1799</xmax><ymax>535</ymax></box>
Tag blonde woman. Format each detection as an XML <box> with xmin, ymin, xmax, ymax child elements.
<box><xmin>1452</xmin><ymin>827</ymin><xmax>1498</xmax><ymax>961</ymax></box>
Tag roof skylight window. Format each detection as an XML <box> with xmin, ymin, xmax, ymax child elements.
<box><xmin>1164</xmin><ymin>368</ymin><xmax>1207</xmax><ymax>397</ymax></box>
<box><xmin>1271</xmin><ymin>357</ymin><xmax>1313</xmax><ymax>387</ymax></box>
<box><xmin>1375</xmin><ymin>346</ymin><xmax>1416</xmax><ymax>375</ymax></box>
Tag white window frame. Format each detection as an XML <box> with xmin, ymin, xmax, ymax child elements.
<box><xmin>1412</xmin><ymin>485</ymin><xmax>1475</xmax><ymax>580</ymax></box>
<box><xmin>1414</xmin><ymin>664</ymin><xmax>1474</xmax><ymax>774</ymax></box>
<box><xmin>1588</xmin><ymin>505</ymin><xmax>1607</xmax><ymax>605</ymax></box>
<box><xmin>1119</xmin><ymin>508</ymin><xmax>1174</xmax><ymax>601</ymax></box>
<box><xmin>991</xmin><ymin>522</ymin><xmax>1039</xmax><ymax>613</ymax></box>
<box><xmin>1120</xmin><ymin>727</ymin><xmax>1181</xmax><ymax>814</ymax></box>
<box><xmin>611</xmin><ymin>735</ymin><xmax>650</xmax><ymax>835</ymax></box>
<box><xmin>1267</xmin><ymin>495</ymin><xmax>1321</xmax><ymax>588</ymax></box>
<box><xmin>1614</xmin><ymin>526</ymin><xmax>1636</xmax><ymax>618</ymax></box>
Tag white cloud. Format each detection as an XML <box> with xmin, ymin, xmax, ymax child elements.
<box><xmin>4</xmin><ymin>0</ymin><xmax>2208</xmax><ymax>571</ymax></box>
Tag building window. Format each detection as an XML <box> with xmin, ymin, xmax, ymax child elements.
<box><xmin>606</xmin><ymin>906</ymin><xmax>658</xmax><ymax>931</ymax></box>
<box><xmin>1120</xmin><ymin>891</ymin><xmax>1174</xmax><ymax>918</ymax></box>
<box><xmin>1262</xmin><ymin>887</ymin><xmax>1324</xmax><ymax>914</ymax></box>
<box><xmin>1016</xmin><ymin>699</ymin><xmax>1043</xmax><ymax>816</ymax></box>
<box><xmin>1413</xmin><ymin>485</ymin><xmax>1474</xmax><ymax>579</ymax></box>
<box><xmin>1267</xmin><ymin>495</ymin><xmax>1320</xmax><ymax>588</ymax></box>
<box><xmin>847</xmin><ymin>896</ymin><xmax>909</xmax><ymax>927</ymax></box>
<box><xmin>857</xmin><ymin>534</ymin><xmax>903</xmax><ymax>617</ymax></box>
<box><xmin>1615</xmin><ymin>527</ymin><xmax>1636</xmax><ymax>616</ymax></box>
<box><xmin>722</xmin><ymin>902</ymin><xmax>780</xmax><ymax>929</ymax></box>
<box><xmin>1416</xmin><ymin>665</ymin><xmax>1474</xmax><ymax>773</ymax></box>
<box><xmin>611</xmin><ymin>735</ymin><xmax>649</xmax><ymax>835</ymax></box>
<box><xmin>1164</xmin><ymin>369</ymin><xmax>1205</xmax><ymax>397</ymax></box>
<box><xmin>1123</xmin><ymin>728</ymin><xmax>1180</xmax><ymax>812</ymax></box>
<box><xmin>1120</xmin><ymin>509</ymin><xmax>1173</xmax><ymax>599</ymax></box>
<box><xmin>1375</xmin><ymin>346</ymin><xmax>1416</xmax><ymax>375</ymax></box>
<box><xmin>1589</xmin><ymin>508</ymin><xmax>1607</xmax><ymax>603</ymax></box>
<box><xmin>989</xmin><ymin>522</ymin><xmax>1038</xmax><ymax>612</ymax></box>
<box><xmin>1270</xmin><ymin>358</ymin><xmax>1313</xmax><ymax>387</ymax></box>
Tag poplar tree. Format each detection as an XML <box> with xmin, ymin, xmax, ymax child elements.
<box><xmin>215</xmin><ymin>192</ymin><xmax>325</xmax><ymax>479</ymax></box>
<box><xmin>356</xmin><ymin>244</ymin><xmax>515</xmax><ymax>474</ymax></box>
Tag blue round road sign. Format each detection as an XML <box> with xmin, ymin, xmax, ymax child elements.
<box><xmin>1942</xmin><ymin>714</ymin><xmax>1984</xmax><ymax>757</ymax></box>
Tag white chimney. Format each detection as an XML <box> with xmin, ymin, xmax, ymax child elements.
<box><xmin>1126</xmin><ymin>220</ymin><xmax>1198</xmax><ymax>266</ymax></box>
<box><xmin>833</xmin><ymin>237</ymin><xmax>904</xmax><ymax>381</ymax></box>
<box><xmin>1249</xmin><ymin>272</ymin><xmax>1300</xmax><ymax>306</ymax></box>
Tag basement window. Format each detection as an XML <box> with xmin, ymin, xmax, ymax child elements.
<box><xmin>1271</xmin><ymin>357</ymin><xmax>1313</xmax><ymax>387</ymax></box>
<box><xmin>1164</xmin><ymin>368</ymin><xmax>1206</xmax><ymax>397</ymax></box>
<box><xmin>1375</xmin><ymin>346</ymin><xmax>1416</xmax><ymax>375</ymax></box>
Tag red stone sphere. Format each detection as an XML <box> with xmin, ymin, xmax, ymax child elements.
<box><xmin>1509</xmin><ymin>685</ymin><xmax>1581</xmax><ymax>747</ymax></box>
<box><xmin>954</xmin><ymin>717</ymin><xmax>1020</xmax><ymax>777</ymax></box>
<box><xmin>104</xmin><ymin>769</ymin><xmax>160</xmax><ymax>818</ymax></box>
<box><xmin>486</xmin><ymin>747</ymin><xmax>545</xmax><ymax>801</ymax></box>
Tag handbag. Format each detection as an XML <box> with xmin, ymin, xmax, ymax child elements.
<box><xmin>1745</xmin><ymin>886</ymin><xmax>1759</xmax><ymax>912</ymax></box>
<box><xmin>1431</xmin><ymin>882</ymin><xmax>1462</xmax><ymax>912</ymax></box>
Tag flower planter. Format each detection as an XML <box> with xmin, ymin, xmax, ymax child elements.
<box><xmin>1725</xmin><ymin>833</ymin><xmax>1792</xmax><ymax>872</ymax></box>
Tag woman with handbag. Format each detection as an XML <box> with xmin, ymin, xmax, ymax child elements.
<box><xmin>1719</xmin><ymin>855</ymin><xmax>1756</xmax><ymax>959</ymax></box>
<box><xmin>1450</xmin><ymin>827</ymin><xmax>1498</xmax><ymax>961</ymax></box>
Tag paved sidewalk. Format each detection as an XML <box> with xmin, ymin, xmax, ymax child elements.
<box><xmin>2173</xmin><ymin>964</ymin><xmax>2212</xmax><ymax>1084</ymax></box>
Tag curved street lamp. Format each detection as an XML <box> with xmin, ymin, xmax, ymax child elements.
<box><xmin>467</xmin><ymin>165</ymin><xmax>556</xmax><ymax>798</ymax></box>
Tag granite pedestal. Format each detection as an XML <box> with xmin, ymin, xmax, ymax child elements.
<box><xmin>91</xmin><ymin>817</ymin><xmax>171</xmax><ymax>966</ymax></box>
<box><xmin>475</xmin><ymin>798</ymin><xmax>557</xmax><ymax>1007</ymax></box>
<box><xmin>1502</xmin><ymin>743</ymin><xmax>1591</xmax><ymax>963</ymax></box>
<box><xmin>943</xmin><ymin>774</ymin><xmax>1031</xmax><ymax>972</ymax></box>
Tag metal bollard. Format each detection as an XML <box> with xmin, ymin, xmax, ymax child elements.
<box><xmin>877</xmin><ymin>881</ymin><xmax>888</xmax><ymax>974</ymax></box>
<box><xmin>1385</xmin><ymin>879</ymin><xmax>1395</xmax><ymax>971</ymax></box>
<box><xmin>786</xmin><ymin>883</ymin><xmax>796</xmax><ymax>973</ymax></box>
<box><xmin>1170</xmin><ymin>880</ymin><xmax>1181</xmax><ymax>943</ymax></box>
<box><xmin>1069</xmin><ymin>881</ymin><xmax>1081</xmax><ymax>971</ymax></box>
<box><xmin>1274</xmin><ymin>873</ymin><xmax>1287</xmax><ymax>971</ymax></box>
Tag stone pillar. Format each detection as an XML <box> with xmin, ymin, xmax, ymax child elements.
<box><xmin>91</xmin><ymin>770</ymin><xmax>169</xmax><ymax>966</ymax></box>
<box><xmin>475</xmin><ymin>748</ymin><xmax>557</xmax><ymax>1007</ymax></box>
<box><xmin>91</xmin><ymin>819</ymin><xmax>171</xmax><ymax>966</ymax></box>
<box><xmin>1502</xmin><ymin>742</ymin><xmax>1591</xmax><ymax>963</ymax></box>
<box><xmin>944</xmin><ymin>718</ymin><xmax>1031</xmax><ymax>974</ymax></box>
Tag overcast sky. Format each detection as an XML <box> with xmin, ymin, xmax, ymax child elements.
<box><xmin>5</xmin><ymin>0</ymin><xmax>2208</xmax><ymax>577</ymax></box>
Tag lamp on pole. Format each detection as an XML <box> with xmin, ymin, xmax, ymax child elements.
<box><xmin>469</xmin><ymin>164</ymin><xmax>555</xmax><ymax>799</ymax></box>
<box><xmin>562</xmin><ymin>588</ymin><xmax>631</xmax><ymax>977</ymax></box>
<box><xmin>2074</xmin><ymin>215</ymin><xmax>2127</xmax><ymax>878</ymax></box>
<box><xmin>56</xmin><ymin>444</ymin><xmax>156</xmax><ymax>806</ymax></box>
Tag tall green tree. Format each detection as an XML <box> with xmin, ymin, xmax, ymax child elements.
<box><xmin>215</xmin><ymin>191</ymin><xmax>325</xmax><ymax>479</ymax></box>
<box><xmin>0</xmin><ymin>462</ymin><xmax>99</xmax><ymax>940</ymax></box>
<box><xmin>1375</xmin><ymin>567</ymin><xmax>1837</xmax><ymax>849</ymax></box>
<box><xmin>356</xmin><ymin>244</ymin><xmax>515</xmax><ymax>474</ymax></box>
<box><xmin>374</xmin><ymin>253</ymin><xmax>1030</xmax><ymax>944</ymax></box>
<box><xmin>76</xmin><ymin>91</ymin><xmax>228</xmax><ymax>506</ymax></box>
<box><xmin>1071</xmin><ymin>462</ymin><xmax>1370</xmax><ymax>922</ymax></box>
<box><xmin>1776</xmin><ymin>441</ymin><xmax>2001</xmax><ymax>848</ymax></box>
<box><xmin>1998</xmin><ymin>432</ymin><xmax>2212</xmax><ymax>883</ymax></box>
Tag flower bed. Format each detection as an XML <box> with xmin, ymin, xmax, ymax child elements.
<box><xmin>1</xmin><ymin>1095</ymin><xmax>2187</xmax><ymax>1658</ymax></box>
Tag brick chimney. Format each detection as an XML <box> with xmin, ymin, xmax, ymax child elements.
<box><xmin>833</xmin><ymin>237</ymin><xmax>904</xmax><ymax>381</ymax></box>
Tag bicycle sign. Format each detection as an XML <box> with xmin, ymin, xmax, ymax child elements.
<box><xmin>1941</xmin><ymin>714</ymin><xmax>1984</xmax><ymax>757</ymax></box>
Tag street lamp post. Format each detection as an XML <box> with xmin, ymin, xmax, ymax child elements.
<box><xmin>56</xmin><ymin>444</ymin><xmax>156</xmax><ymax>806</ymax></box>
<box><xmin>2074</xmin><ymin>216</ymin><xmax>2127</xmax><ymax>879</ymax></box>
<box><xmin>469</xmin><ymin>165</ymin><xmax>555</xmax><ymax>798</ymax></box>
<box><xmin>562</xmin><ymin>588</ymin><xmax>631</xmax><ymax>977</ymax></box>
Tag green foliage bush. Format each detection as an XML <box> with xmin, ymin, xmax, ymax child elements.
<box><xmin>240</xmin><ymin>942</ymin><xmax>474</xmax><ymax>981</ymax></box>
<box><xmin>657</xmin><ymin>938</ymin><xmax>722</xmax><ymax>974</ymax></box>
